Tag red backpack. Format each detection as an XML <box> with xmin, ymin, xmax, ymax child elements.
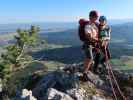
<box><xmin>78</xmin><ymin>19</ymin><xmax>89</xmax><ymax>42</ymax></box>
<box><xmin>78</xmin><ymin>19</ymin><xmax>99</xmax><ymax>42</ymax></box>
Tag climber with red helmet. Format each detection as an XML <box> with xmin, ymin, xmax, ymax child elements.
<box><xmin>78</xmin><ymin>10</ymin><xmax>99</xmax><ymax>81</ymax></box>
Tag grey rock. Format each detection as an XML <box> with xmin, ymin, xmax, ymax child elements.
<box><xmin>32</xmin><ymin>71</ymin><xmax>79</xmax><ymax>99</ymax></box>
<box><xmin>92</xmin><ymin>95</ymin><xmax>106</xmax><ymax>100</ymax></box>
<box><xmin>66</xmin><ymin>88</ymin><xmax>86</xmax><ymax>100</ymax></box>
<box><xmin>32</xmin><ymin>72</ymin><xmax>56</xmax><ymax>98</ymax></box>
<box><xmin>86</xmin><ymin>71</ymin><xmax>104</xmax><ymax>87</ymax></box>
<box><xmin>21</xmin><ymin>89</ymin><xmax>37</xmax><ymax>100</ymax></box>
<box><xmin>47</xmin><ymin>88</ymin><xmax>73</xmax><ymax>100</ymax></box>
<box><xmin>63</xmin><ymin>63</ymin><xmax>84</xmax><ymax>73</ymax></box>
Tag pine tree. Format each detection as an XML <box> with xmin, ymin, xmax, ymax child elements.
<box><xmin>0</xmin><ymin>25</ymin><xmax>40</xmax><ymax>82</ymax></box>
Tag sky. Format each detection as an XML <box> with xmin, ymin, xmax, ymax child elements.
<box><xmin>0</xmin><ymin>0</ymin><xmax>133</xmax><ymax>23</ymax></box>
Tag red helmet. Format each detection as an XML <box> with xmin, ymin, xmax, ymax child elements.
<box><xmin>89</xmin><ymin>10</ymin><xmax>98</xmax><ymax>18</ymax></box>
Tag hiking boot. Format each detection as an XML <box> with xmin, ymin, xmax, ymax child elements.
<box><xmin>93</xmin><ymin>69</ymin><xmax>99</xmax><ymax>75</ymax></box>
<box><xmin>81</xmin><ymin>73</ymin><xmax>89</xmax><ymax>82</ymax></box>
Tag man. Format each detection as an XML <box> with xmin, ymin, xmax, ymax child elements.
<box><xmin>82</xmin><ymin>10</ymin><xmax>99</xmax><ymax>81</ymax></box>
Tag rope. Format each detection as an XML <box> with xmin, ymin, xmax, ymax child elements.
<box><xmin>107</xmin><ymin>62</ymin><xmax>127</xmax><ymax>100</ymax></box>
<box><xmin>106</xmin><ymin>63</ymin><xmax>118</xmax><ymax>100</ymax></box>
<box><xmin>104</xmin><ymin>46</ymin><xmax>127</xmax><ymax>100</ymax></box>
<box><xmin>104</xmin><ymin>47</ymin><xmax>117</xmax><ymax>100</ymax></box>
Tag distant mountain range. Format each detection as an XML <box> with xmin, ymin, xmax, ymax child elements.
<box><xmin>1</xmin><ymin>19</ymin><xmax>133</xmax><ymax>33</ymax></box>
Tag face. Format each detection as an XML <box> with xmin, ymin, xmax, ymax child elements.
<box><xmin>99</xmin><ymin>20</ymin><xmax>106</xmax><ymax>26</ymax></box>
<box><xmin>89</xmin><ymin>16</ymin><xmax>98</xmax><ymax>23</ymax></box>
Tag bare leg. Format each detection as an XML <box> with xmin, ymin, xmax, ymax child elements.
<box><xmin>83</xmin><ymin>58</ymin><xmax>93</xmax><ymax>73</ymax></box>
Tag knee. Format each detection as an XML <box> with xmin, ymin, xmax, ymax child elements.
<box><xmin>84</xmin><ymin>58</ymin><xmax>93</xmax><ymax>63</ymax></box>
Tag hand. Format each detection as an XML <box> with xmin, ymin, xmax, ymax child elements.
<box><xmin>102</xmin><ymin>40</ymin><xmax>108</xmax><ymax>47</ymax></box>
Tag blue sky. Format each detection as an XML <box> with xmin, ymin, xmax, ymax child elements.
<box><xmin>0</xmin><ymin>0</ymin><xmax>133</xmax><ymax>23</ymax></box>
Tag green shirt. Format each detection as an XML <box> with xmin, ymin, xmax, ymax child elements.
<box><xmin>99</xmin><ymin>26</ymin><xmax>111</xmax><ymax>40</ymax></box>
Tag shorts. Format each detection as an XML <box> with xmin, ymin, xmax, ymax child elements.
<box><xmin>82</xmin><ymin>44</ymin><xmax>94</xmax><ymax>60</ymax></box>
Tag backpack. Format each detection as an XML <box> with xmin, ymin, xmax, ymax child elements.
<box><xmin>78</xmin><ymin>19</ymin><xmax>99</xmax><ymax>42</ymax></box>
<box><xmin>78</xmin><ymin>19</ymin><xmax>89</xmax><ymax>42</ymax></box>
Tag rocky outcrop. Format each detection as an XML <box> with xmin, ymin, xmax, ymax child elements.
<box><xmin>16</xmin><ymin>63</ymin><xmax>133</xmax><ymax>100</ymax></box>
<box><xmin>31</xmin><ymin>71</ymin><xmax>80</xmax><ymax>99</ymax></box>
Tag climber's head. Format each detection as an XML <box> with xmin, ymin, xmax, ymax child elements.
<box><xmin>99</xmin><ymin>16</ymin><xmax>107</xmax><ymax>26</ymax></box>
<box><xmin>89</xmin><ymin>10</ymin><xmax>98</xmax><ymax>23</ymax></box>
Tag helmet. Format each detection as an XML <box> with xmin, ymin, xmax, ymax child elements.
<box><xmin>99</xmin><ymin>16</ymin><xmax>107</xmax><ymax>21</ymax></box>
<box><xmin>89</xmin><ymin>10</ymin><xmax>98</xmax><ymax>18</ymax></box>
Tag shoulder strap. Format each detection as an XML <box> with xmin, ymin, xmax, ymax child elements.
<box><xmin>105</xmin><ymin>25</ymin><xmax>110</xmax><ymax>31</ymax></box>
<box><xmin>95</xmin><ymin>22</ymin><xmax>99</xmax><ymax>28</ymax></box>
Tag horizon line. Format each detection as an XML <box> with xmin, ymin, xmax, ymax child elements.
<box><xmin>0</xmin><ymin>18</ymin><xmax>133</xmax><ymax>25</ymax></box>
